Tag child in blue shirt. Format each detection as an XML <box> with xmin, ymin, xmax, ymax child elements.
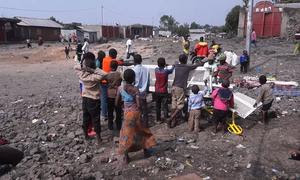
<box><xmin>240</xmin><ymin>50</ymin><xmax>249</xmax><ymax>73</ymax></box>
<box><xmin>188</xmin><ymin>84</ymin><xmax>208</xmax><ymax>132</ymax></box>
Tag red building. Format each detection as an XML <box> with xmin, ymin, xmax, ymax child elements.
<box><xmin>253</xmin><ymin>1</ymin><xmax>282</xmax><ymax>37</ymax></box>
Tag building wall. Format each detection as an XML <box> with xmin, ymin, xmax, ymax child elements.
<box><xmin>0</xmin><ymin>23</ymin><xmax>5</xmax><ymax>42</ymax></box>
<box><xmin>281</xmin><ymin>8</ymin><xmax>300</xmax><ymax>39</ymax></box>
<box><xmin>16</xmin><ymin>26</ymin><xmax>61</xmax><ymax>41</ymax></box>
<box><xmin>101</xmin><ymin>25</ymin><xmax>120</xmax><ymax>39</ymax></box>
<box><xmin>238</xmin><ymin>1</ymin><xmax>283</xmax><ymax>38</ymax></box>
<box><xmin>238</xmin><ymin>8</ymin><xmax>247</xmax><ymax>37</ymax></box>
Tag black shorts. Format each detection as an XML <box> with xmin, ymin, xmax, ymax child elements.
<box><xmin>262</xmin><ymin>100</ymin><xmax>273</xmax><ymax>111</ymax></box>
<box><xmin>213</xmin><ymin>109</ymin><xmax>228</xmax><ymax>123</ymax></box>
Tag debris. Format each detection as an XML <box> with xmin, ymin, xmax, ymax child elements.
<box><xmin>233</xmin><ymin>162</ymin><xmax>239</xmax><ymax>169</ymax></box>
<box><xmin>187</xmin><ymin>139</ymin><xmax>196</xmax><ymax>144</ymax></box>
<box><xmin>226</xmin><ymin>150</ymin><xmax>233</xmax><ymax>157</ymax></box>
<box><xmin>184</xmin><ymin>154</ymin><xmax>191</xmax><ymax>158</ymax></box>
<box><xmin>190</xmin><ymin>145</ymin><xmax>200</xmax><ymax>149</ymax></box>
<box><xmin>100</xmin><ymin>157</ymin><xmax>109</xmax><ymax>164</ymax></box>
<box><xmin>175</xmin><ymin>163</ymin><xmax>185</xmax><ymax>171</ymax></box>
<box><xmin>247</xmin><ymin>163</ymin><xmax>251</xmax><ymax>168</ymax></box>
<box><xmin>185</xmin><ymin>160</ymin><xmax>193</xmax><ymax>167</ymax></box>
<box><xmin>32</xmin><ymin>119</ymin><xmax>39</xmax><ymax>124</ymax></box>
<box><xmin>203</xmin><ymin>176</ymin><xmax>211</xmax><ymax>180</ymax></box>
<box><xmin>11</xmin><ymin>99</ymin><xmax>24</xmax><ymax>104</ymax></box>
<box><xmin>236</xmin><ymin>144</ymin><xmax>246</xmax><ymax>149</ymax></box>
<box><xmin>282</xmin><ymin>111</ymin><xmax>288</xmax><ymax>115</ymax></box>
<box><xmin>79</xmin><ymin>154</ymin><xmax>88</xmax><ymax>164</ymax></box>
<box><xmin>177</xmin><ymin>137</ymin><xmax>185</xmax><ymax>142</ymax></box>
<box><xmin>54</xmin><ymin>111</ymin><xmax>58</xmax><ymax>114</ymax></box>
<box><xmin>275</xmin><ymin>97</ymin><xmax>281</xmax><ymax>102</ymax></box>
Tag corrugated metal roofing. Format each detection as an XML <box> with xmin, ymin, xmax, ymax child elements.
<box><xmin>16</xmin><ymin>17</ymin><xmax>63</xmax><ymax>28</ymax></box>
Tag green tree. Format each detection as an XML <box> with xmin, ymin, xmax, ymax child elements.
<box><xmin>175</xmin><ymin>23</ymin><xmax>190</xmax><ymax>37</ymax></box>
<box><xmin>190</xmin><ymin>22</ymin><xmax>200</xmax><ymax>29</ymax></box>
<box><xmin>224</xmin><ymin>5</ymin><xmax>241</xmax><ymax>36</ymax></box>
<box><xmin>49</xmin><ymin>16</ymin><xmax>63</xmax><ymax>25</ymax></box>
<box><xmin>159</xmin><ymin>15</ymin><xmax>179</xmax><ymax>33</ymax></box>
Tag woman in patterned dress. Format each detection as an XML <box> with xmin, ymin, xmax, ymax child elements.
<box><xmin>115</xmin><ymin>69</ymin><xmax>156</xmax><ymax>164</ymax></box>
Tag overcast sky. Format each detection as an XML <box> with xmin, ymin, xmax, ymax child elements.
<box><xmin>0</xmin><ymin>0</ymin><xmax>244</xmax><ymax>26</ymax></box>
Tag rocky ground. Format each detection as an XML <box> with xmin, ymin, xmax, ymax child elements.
<box><xmin>0</xmin><ymin>38</ymin><xmax>299</xmax><ymax>180</ymax></box>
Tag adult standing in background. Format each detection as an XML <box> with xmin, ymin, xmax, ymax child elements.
<box><xmin>126</xmin><ymin>37</ymin><xmax>134</xmax><ymax>59</ymax></box>
<box><xmin>251</xmin><ymin>29</ymin><xmax>257</xmax><ymax>47</ymax></box>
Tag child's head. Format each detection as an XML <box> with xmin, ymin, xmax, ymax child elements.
<box><xmin>221</xmin><ymin>79</ymin><xmax>230</xmax><ymax>88</ymax></box>
<box><xmin>191</xmin><ymin>85</ymin><xmax>200</xmax><ymax>95</ymax></box>
<box><xmin>134</xmin><ymin>54</ymin><xmax>142</xmax><ymax>65</ymax></box>
<box><xmin>109</xmin><ymin>48</ymin><xmax>118</xmax><ymax>59</ymax></box>
<box><xmin>123</xmin><ymin>69</ymin><xmax>135</xmax><ymax>84</ymax></box>
<box><xmin>259</xmin><ymin>75</ymin><xmax>267</xmax><ymax>85</ymax></box>
<box><xmin>219</xmin><ymin>54</ymin><xmax>226</xmax><ymax>65</ymax></box>
<box><xmin>84</xmin><ymin>52</ymin><xmax>96</xmax><ymax>69</ymax></box>
<box><xmin>97</xmin><ymin>50</ymin><xmax>106</xmax><ymax>60</ymax></box>
<box><xmin>157</xmin><ymin>57</ymin><xmax>166</xmax><ymax>68</ymax></box>
<box><xmin>200</xmin><ymin>37</ymin><xmax>204</xmax><ymax>42</ymax></box>
<box><xmin>243</xmin><ymin>50</ymin><xmax>248</xmax><ymax>55</ymax></box>
<box><xmin>179</xmin><ymin>54</ymin><xmax>188</xmax><ymax>64</ymax></box>
<box><xmin>110</xmin><ymin>60</ymin><xmax>118</xmax><ymax>71</ymax></box>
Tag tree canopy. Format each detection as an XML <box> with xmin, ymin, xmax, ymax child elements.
<box><xmin>224</xmin><ymin>5</ymin><xmax>241</xmax><ymax>36</ymax></box>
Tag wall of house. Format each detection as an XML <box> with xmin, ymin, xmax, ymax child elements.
<box><xmin>16</xmin><ymin>26</ymin><xmax>61</xmax><ymax>41</ymax></box>
<box><xmin>281</xmin><ymin>8</ymin><xmax>300</xmax><ymax>39</ymax></box>
<box><xmin>0</xmin><ymin>22</ymin><xmax>5</xmax><ymax>42</ymax></box>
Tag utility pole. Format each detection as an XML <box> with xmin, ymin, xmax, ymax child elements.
<box><xmin>246</xmin><ymin>0</ymin><xmax>254</xmax><ymax>60</ymax></box>
<box><xmin>101</xmin><ymin>5</ymin><xmax>104</xmax><ymax>25</ymax></box>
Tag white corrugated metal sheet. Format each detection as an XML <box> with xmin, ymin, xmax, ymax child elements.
<box><xmin>16</xmin><ymin>17</ymin><xmax>63</xmax><ymax>28</ymax></box>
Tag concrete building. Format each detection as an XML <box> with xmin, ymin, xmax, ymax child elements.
<box><xmin>275</xmin><ymin>3</ymin><xmax>300</xmax><ymax>39</ymax></box>
<box><xmin>0</xmin><ymin>17</ymin><xmax>20</xmax><ymax>43</ymax></box>
<box><xmin>15</xmin><ymin>17</ymin><xmax>63</xmax><ymax>41</ymax></box>
<box><xmin>238</xmin><ymin>1</ymin><xmax>300</xmax><ymax>39</ymax></box>
<box><xmin>189</xmin><ymin>29</ymin><xmax>206</xmax><ymax>41</ymax></box>
<box><xmin>125</xmin><ymin>24</ymin><xmax>153</xmax><ymax>38</ymax></box>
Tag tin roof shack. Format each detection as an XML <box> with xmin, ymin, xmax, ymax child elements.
<box><xmin>78</xmin><ymin>26</ymin><xmax>97</xmax><ymax>43</ymax></box>
<box><xmin>126</xmin><ymin>24</ymin><xmax>153</xmax><ymax>38</ymax></box>
<box><xmin>80</xmin><ymin>25</ymin><xmax>121</xmax><ymax>41</ymax></box>
<box><xmin>16</xmin><ymin>17</ymin><xmax>63</xmax><ymax>41</ymax></box>
<box><xmin>275</xmin><ymin>3</ymin><xmax>300</xmax><ymax>40</ymax></box>
<box><xmin>0</xmin><ymin>17</ymin><xmax>20</xmax><ymax>43</ymax></box>
<box><xmin>189</xmin><ymin>29</ymin><xmax>206</xmax><ymax>41</ymax></box>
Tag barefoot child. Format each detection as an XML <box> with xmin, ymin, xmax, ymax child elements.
<box><xmin>154</xmin><ymin>57</ymin><xmax>174</xmax><ymax>122</ymax></box>
<box><xmin>188</xmin><ymin>84</ymin><xmax>208</xmax><ymax>132</ymax></box>
<box><xmin>116</xmin><ymin>69</ymin><xmax>156</xmax><ymax>164</ymax></box>
<box><xmin>211</xmin><ymin>80</ymin><xmax>234</xmax><ymax>133</ymax></box>
<box><xmin>75</xmin><ymin>52</ymin><xmax>107</xmax><ymax>144</ymax></box>
<box><xmin>253</xmin><ymin>75</ymin><xmax>274</xmax><ymax>124</ymax></box>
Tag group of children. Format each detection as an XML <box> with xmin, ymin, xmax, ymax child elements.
<box><xmin>75</xmin><ymin>44</ymin><xmax>274</xmax><ymax>164</ymax></box>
